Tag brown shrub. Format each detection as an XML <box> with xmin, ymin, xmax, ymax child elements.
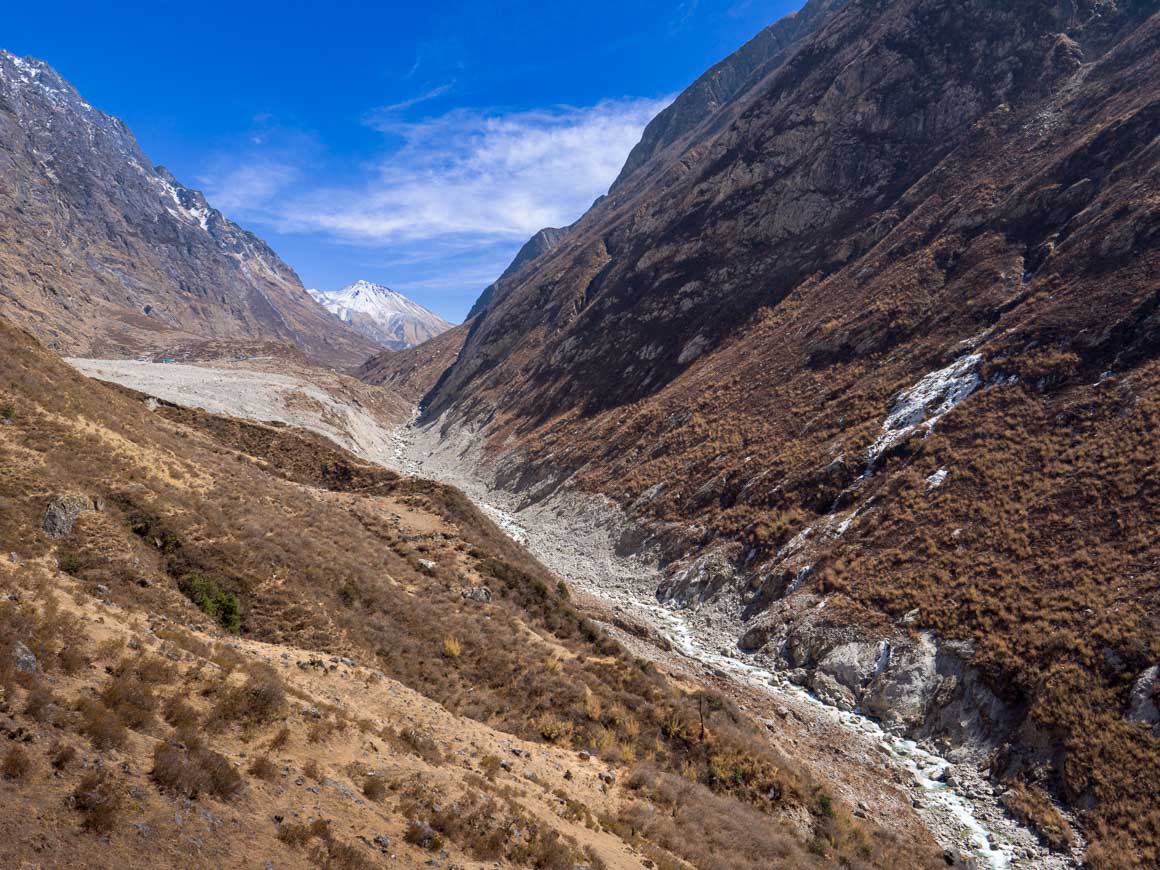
<box><xmin>77</xmin><ymin>699</ymin><xmax>129</xmax><ymax>751</ymax></box>
<box><xmin>1</xmin><ymin>745</ymin><xmax>32</xmax><ymax>781</ymax></box>
<box><xmin>162</xmin><ymin>696</ymin><xmax>200</xmax><ymax>730</ymax></box>
<box><xmin>1001</xmin><ymin>782</ymin><xmax>1075</xmax><ymax>852</ymax></box>
<box><xmin>100</xmin><ymin>668</ymin><xmax>158</xmax><ymax>729</ymax></box>
<box><xmin>50</xmin><ymin>742</ymin><xmax>77</xmax><ymax>771</ymax></box>
<box><xmin>24</xmin><ymin>685</ymin><xmax>58</xmax><ymax>723</ymax></box>
<box><xmin>277</xmin><ymin>822</ymin><xmax>314</xmax><ymax>848</ymax></box>
<box><xmin>269</xmin><ymin>726</ymin><xmax>291</xmax><ymax>750</ymax></box>
<box><xmin>151</xmin><ymin>740</ymin><xmax>242</xmax><ymax>800</ymax></box>
<box><xmin>209</xmin><ymin>667</ymin><xmax>285</xmax><ymax>727</ymax></box>
<box><xmin>277</xmin><ymin>817</ymin><xmax>369</xmax><ymax>868</ymax></box>
<box><xmin>302</xmin><ymin>758</ymin><xmax>323</xmax><ymax>782</ymax></box>
<box><xmin>57</xmin><ymin>642</ymin><xmax>88</xmax><ymax>675</ymax></box>
<box><xmin>248</xmin><ymin>755</ymin><xmax>278</xmax><ymax>782</ymax></box>
<box><xmin>72</xmin><ymin>770</ymin><xmax>123</xmax><ymax>833</ymax></box>
<box><xmin>362</xmin><ymin>775</ymin><xmax>386</xmax><ymax>801</ymax></box>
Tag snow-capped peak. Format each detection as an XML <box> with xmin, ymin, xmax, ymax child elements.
<box><xmin>308</xmin><ymin>280</ymin><xmax>453</xmax><ymax>350</ymax></box>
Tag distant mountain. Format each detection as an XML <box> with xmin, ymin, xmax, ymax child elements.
<box><xmin>0</xmin><ymin>50</ymin><xmax>378</xmax><ymax>366</ymax></box>
<box><xmin>308</xmin><ymin>280</ymin><xmax>452</xmax><ymax>350</ymax></box>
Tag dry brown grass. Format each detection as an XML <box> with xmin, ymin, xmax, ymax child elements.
<box><xmin>71</xmin><ymin>770</ymin><xmax>123</xmax><ymax>833</ymax></box>
<box><xmin>0</xmin><ymin>320</ymin><xmax>939</xmax><ymax>868</ymax></box>
<box><xmin>277</xmin><ymin>818</ymin><xmax>371</xmax><ymax>869</ymax></box>
<box><xmin>1001</xmin><ymin>783</ymin><xmax>1075</xmax><ymax>853</ymax></box>
<box><xmin>1</xmin><ymin>745</ymin><xmax>32</xmax><ymax>781</ymax></box>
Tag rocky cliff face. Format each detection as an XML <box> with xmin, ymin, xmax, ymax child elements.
<box><xmin>413</xmin><ymin>1</ymin><xmax>1160</xmax><ymax>862</ymax></box>
<box><xmin>0</xmin><ymin>51</ymin><xmax>378</xmax><ymax>366</ymax></box>
<box><xmin>466</xmin><ymin>227</ymin><xmax>567</xmax><ymax>320</ymax></box>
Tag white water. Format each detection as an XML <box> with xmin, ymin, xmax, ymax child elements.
<box><xmin>417</xmin><ymin>470</ymin><xmax>1020</xmax><ymax>868</ymax></box>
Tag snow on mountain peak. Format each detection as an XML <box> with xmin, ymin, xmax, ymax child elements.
<box><xmin>308</xmin><ymin>280</ymin><xmax>453</xmax><ymax>350</ymax></box>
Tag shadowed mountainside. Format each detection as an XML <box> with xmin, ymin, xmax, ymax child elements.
<box><xmin>399</xmin><ymin>1</ymin><xmax>1160</xmax><ymax>864</ymax></box>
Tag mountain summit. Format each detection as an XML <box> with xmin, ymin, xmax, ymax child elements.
<box><xmin>308</xmin><ymin>280</ymin><xmax>452</xmax><ymax>350</ymax></box>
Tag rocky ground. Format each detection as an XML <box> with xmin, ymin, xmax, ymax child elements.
<box><xmin>69</xmin><ymin>358</ymin><xmax>410</xmax><ymax>468</ymax></box>
<box><xmin>66</xmin><ymin>356</ymin><xmax>1082</xmax><ymax>868</ymax></box>
<box><xmin>393</xmin><ymin>413</ymin><xmax>1085</xmax><ymax>870</ymax></box>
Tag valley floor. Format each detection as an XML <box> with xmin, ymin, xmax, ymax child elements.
<box><xmin>70</xmin><ymin>357</ymin><xmax>1081</xmax><ymax>869</ymax></box>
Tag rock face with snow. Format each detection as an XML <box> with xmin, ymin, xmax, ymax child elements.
<box><xmin>309</xmin><ymin>281</ymin><xmax>452</xmax><ymax>351</ymax></box>
<box><xmin>0</xmin><ymin>50</ymin><xmax>378</xmax><ymax>366</ymax></box>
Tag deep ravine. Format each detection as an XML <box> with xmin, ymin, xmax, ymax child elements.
<box><xmin>389</xmin><ymin>410</ymin><xmax>1083</xmax><ymax>870</ymax></box>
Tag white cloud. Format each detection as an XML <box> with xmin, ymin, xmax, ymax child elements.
<box><xmin>201</xmin><ymin>161</ymin><xmax>300</xmax><ymax>214</ymax></box>
<box><xmin>198</xmin><ymin>96</ymin><xmax>670</xmax><ymax>317</ymax></box>
<box><xmin>260</xmin><ymin>96</ymin><xmax>668</xmax><ymax>245</ymax></box>
<box><xmin>374</xmin><ymin>81</ymin><xmax>455</xmax><ymax>114</ymax></box>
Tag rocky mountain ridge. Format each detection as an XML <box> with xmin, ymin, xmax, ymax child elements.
<box><xmin>0</xmin><ymin>50</ymin><xmax>378</xmax><ymax>366</ymax></box>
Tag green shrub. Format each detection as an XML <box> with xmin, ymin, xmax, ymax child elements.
<box><xmin>178</xmin><ymin>572</ymin><xmax>241</xmax><ymax>633</ymax></box>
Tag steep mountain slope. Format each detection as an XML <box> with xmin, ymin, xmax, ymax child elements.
<box><xmin>466</xmin><ymin>227</ymin><xmax>567</xmax><ymax>320</ymax></box>
<box><xmin>309</xmin><ymin>281</ymin><xmax>453</xmax><ymax>350</ymax></box>
<box><xmin>356</xmin><ymin>321</ymin><xmax>470</xmax><ymax>404</ymax></box>
<box><xmin>0</xmin><ymin>316</ymin><xmax>943</xmax><ymax>869</ymax></box>
<box><xmin>405</xmin><ymin>0</ymin><xmax>1160</xmax><ymax>864</ymax></box>
<box><xmin>0</xmin><ymin>50</ymin><xmax>378</xmax><ymax>366</ymax></box>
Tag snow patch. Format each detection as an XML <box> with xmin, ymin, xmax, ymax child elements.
<box><xmin>926</xmin><ymin>468</ymin><xmax>948</xmax><ymax>489</ymax></box>
<box><xmin>869</xmin><ymin>354</ymin><xmax>982</xmax><ymax>463</ymax></box>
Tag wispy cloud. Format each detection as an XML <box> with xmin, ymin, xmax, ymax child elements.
<box><xmin>200</xmin><ymin>161</ymin><xmax>300</xmax><ymax>213</ymax></box>
<box><xmin>199</xmin><ymin>96</ymin><xmax>669</xmax><ymax>315</ymax></box>
<box><xmin>374</xmin><ymin>81</ymin><xmax>455</xmax><ymax>114</ymax></box>
<box><xmin>275</xmin><ymin>96</ymin><xmax>670</xmax><ymax>245</ymax></box>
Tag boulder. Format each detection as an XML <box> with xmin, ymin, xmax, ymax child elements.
<box><xmin>42</xmin><ymin>494</ymin><xmax>99</xmax><ymax>538</ymax></box>
<box><xmin>817</xmin><ymin>640</ymin><xmax>890</xmax><ymax>693</ymax></box>
<box><xmin>1128</xmin><ymin>665</ymin><xmax>1159</xmax><ymax>734</ymax></box>
<box><xmin>862</xmin><ymin>633</ymin><xmax>939</xmax><ymax>730</ymax></box>
<box><xmin>810</xmin><ymin>671</ymin><xmax>857</xmax><ymax>712</ymax></box>
<box><xmin>12</xmin><ymin>640</ymin><xmax>38</xmax><ymax>674</ymax></box>
<box><xmin>461</xmin><ymin>586</ymin><xmax>492</xmax><ymax>603</ymax></box>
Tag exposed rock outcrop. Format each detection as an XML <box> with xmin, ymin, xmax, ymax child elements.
<box><xmin>42</xmin><ymin>494</ymin><xmax>99</xmax><ymax>538</ymax></box>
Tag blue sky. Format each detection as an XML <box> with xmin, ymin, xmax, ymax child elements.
<box><xmin>6</xmin><ymin>0</ymin><xmax>800</xmax><ymax>322</ymax></box>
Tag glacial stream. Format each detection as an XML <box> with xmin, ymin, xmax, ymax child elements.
<box><xmin>389</xmin><ymin>414</ymin><xmax>1069</xmax><ymax>869</ymax></box>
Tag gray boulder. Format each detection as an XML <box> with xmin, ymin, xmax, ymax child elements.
<box><xmin>817</xmin><ymin>640</ymin><xmax>889</xmax><ymax>693</ymax></box>
<box><xmin>862</xmin><ymin>633</ymin><xmax>939</xmax><ymax>730</ymax></box>
<box><xmin>461</xmin><ymin>586</ymin><xmax>492</xmax><ymax>603</ymax></box>
<box><xmin>42</xmin><ymin>494</ymin><xmax>99</xmax><ymax>538</ymax></box>
<box><xmin>810</xmin><ymin>671</ymin><xmax>857</xmax><ymax>711</ymax></box>
<box><xmin>12</xmin><ymin>640</ymin><xmax>39</xmax><ymax>674</ymax></box>
<box><xmin>1128</xmin><ymin>665</ymin><xmax>1159</xmax><ymax>734</ymax></box>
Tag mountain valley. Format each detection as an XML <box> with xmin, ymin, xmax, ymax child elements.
<box><xmin>0</xmin><ymin>1</ymin><xmax>1157</xmax><ymax>868</ymax></box>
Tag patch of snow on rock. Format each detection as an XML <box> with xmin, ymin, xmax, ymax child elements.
<box><xmin>869</xmin><ymin>354</ymin><xmax>982</xmax><ymax>463</ymax></box>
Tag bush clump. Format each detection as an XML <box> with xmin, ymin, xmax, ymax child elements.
<box><xmin>151</xmin><ymin>738</ymin><xmax>242</xmax><ymax>800</ymax></box>
<box><xmin>1</xmin><ymin>745</ymin><xmax>32</xmax><ymax>781</ymax></box>
<box><xmin>72</xmin><ymin>770</ymin><xmax>123</xmax><ymax>833</ymax></box>
<box><xmin>178</xmin><ymin>572</ymin><xmax>241</xmax><ymax>634</ymax></box>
